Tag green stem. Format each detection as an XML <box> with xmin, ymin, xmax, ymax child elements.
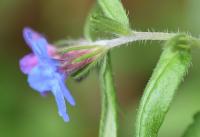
<box><xmin>56</xmin><ymin>32</ymin><xmax>200</xmax><ymax>51</ymax></box>
<box><xmin>99</xmin><ymin>52</ymin><xmax>118</xmax><ymax>137</ymax></box>
<box><xmin>105</xmin><ymin>31</ymin><xmax>176</xmax><ymax>47</ymax></box>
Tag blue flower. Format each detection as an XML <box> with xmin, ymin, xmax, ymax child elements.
<box><xmin>20</xmin><ymin>27</ymin><xmax>75</xmax><ymax>122</ymax></box>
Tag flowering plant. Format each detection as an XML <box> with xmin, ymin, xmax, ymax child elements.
<box><xmin>19</xmin><ymin>0</ymin><xmax>200</xmax><ymax>137</ymax></box>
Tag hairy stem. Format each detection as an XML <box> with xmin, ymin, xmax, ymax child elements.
<box><xmin>105</xmin><ymin>32</ymin><xmax>176</xmax><ymax>47</ymax></box>
<box><xmin>57</xmin><ymin>32</ymin><xmax>176</xmax><ymax>49</ymax></box>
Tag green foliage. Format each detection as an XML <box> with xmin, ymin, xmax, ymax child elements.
<box><xmin>99</xmin><ymin>53</ymin><xmax>118</xmax><ymax>137</ymax></box>
<box><xmin>183</xmin><ymin>112</ymin><xmax>200</xmax><ymax>137</ymax></box>
<box><xmin>135</xmin><ymin>34</ymin><xmax>192</xmax><ymax>137</ymax></box>
<box><xmin>97</xmin><ymin>0</ymin><xmax>129</xmax><ymax>26</ymax></box>
<box><xmin>84</xmin><ymin>0</ymin><xmax>131</xmax><ymax>40</ymax></box>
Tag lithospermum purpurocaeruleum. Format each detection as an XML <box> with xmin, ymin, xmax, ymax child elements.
<box><xmin>19</xmin><ymin>27</ymin><xmax>108</xmax><ymax>122</ymax></box>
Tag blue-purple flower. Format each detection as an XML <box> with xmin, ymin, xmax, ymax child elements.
<box><xmin>20</xmin><ymin>27</ymin><xmax>75</xmax><ymax>122</ymax></box>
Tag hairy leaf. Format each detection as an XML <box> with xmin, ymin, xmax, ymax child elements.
<box><xmin>97</xmin><ymin>0</ymin><xmax>129</xmax><ymax>26</ymax></box>
<box><xmin>136</xmin><ymin>34</ymin><xmax>192</xmax><ymax>137</ymax></box>
<box><xmin>99</xmin><ymin>53</ymin><xmax>118</xmax><ymax>137</ymax></box>
<box><xmin>84</xmin><ymin>0</ymin><xmax>130</xmax><ymax>41</ymax></box>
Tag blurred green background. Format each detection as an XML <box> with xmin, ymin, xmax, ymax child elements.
<box><xmin>0</xmin><ymin>0</ymin><xmax>200</xmax><ymax>137</ymax></box>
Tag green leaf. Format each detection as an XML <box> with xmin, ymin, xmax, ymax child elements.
<box><xmin>99</xmin><ymin>53</ymin><xmax>118</xmax><ymax>137</ymax></box>
<box><xmin>97</xmin><ymin>0</ymin><xmax>129</xmax><ymax>26</ymax></box>
<box><xmin>84</xmin><ymin>0</ymin><xmax>131</xmax><ymax>40</ymax></box>
<box><xmin>183</xmin><ymin>112</ymin><xmax>200</xmax><ymax>137</ymax></box>
<box><xmin>135</xmin><ymin>34</ymin><xmax>192</xmax><ymax>137</ymax></box>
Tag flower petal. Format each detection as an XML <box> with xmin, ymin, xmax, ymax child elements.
<box><xmin>19</xmin><ymin>53</ymin><xmax>38</xmax><ymax>74</ymax></box>
<box><xmin>19</xmin><ymin>45</ymin><xmax>58</xmax><ymax>74</ymax></box>
<box><xmin>52</xmin><ymin>83</ymin><xmax>70</xmax><ymax>122</ymax></box>
<box><xmin>58</xmin><ymin>78</ymin><xmax>76</xmax><ymax>106</ymax></box>
<box><xmin>23</xmin><ymin>27</ymin><xmax>49</xmax><ymax>60</ymax></box>
<box><xmin>28</xmin><ymin>65</ymin><xmax>53</xmax><ymax>92</ymax></box>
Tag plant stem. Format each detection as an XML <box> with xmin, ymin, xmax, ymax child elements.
<box><xmin>57</xmin><ymin>31</ymin><xmax>200</xmax><ymax>50</ymax></box>
<box><xmin>99</xmin><ymin>52</ymin><xmax>118</xmax><ymax>137</ymax></box>
<box><xmin>105</xmin><ymin>31</ymin><xmax>176</xmax><ymax>47</ymax></box>
<box><xmin>57</xmin><ymin>32</ymin><xmax>176</xmax><ymax>49</ymax></box>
